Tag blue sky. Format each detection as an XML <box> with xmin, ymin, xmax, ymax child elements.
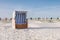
<box><xmin>0</xmin><ymin>0</ymin><xmax>60</xmax><ymax>18</ymax></box>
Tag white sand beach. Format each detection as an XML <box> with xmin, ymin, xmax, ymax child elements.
<box><xmin>28</xmin><ymin>19</ymin><xmax>60</xmax><ymax>28</ymax></box>
<box><xmin>0</xmin><ymin>20</ymin><xmax>60</xmax><ymax>40</ymax></box>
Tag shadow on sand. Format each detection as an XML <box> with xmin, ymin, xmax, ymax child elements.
<box><xmin>16</xmin><ymin>27</ymin><xmax>60</xmax><ymax>30</ymax></box>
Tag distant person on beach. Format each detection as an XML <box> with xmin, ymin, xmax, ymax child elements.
<box><xmin>10</xmin><ymin>18</ymin><xmax>12</xmax><ymax>20</ymax></box>
<box><xmin>0</xmin><ymin>17</ymin><xmax>1</xmax><ymax>21</ymax></box>
<box><xmin>30</xmin><ymin>17</ymin><xmax>32</xmax><ymax>20</ymax></box>
<box><xmin>5</xmin><ymin>18</ymin><xmax>8</xmax><ymax>21</ymax></box>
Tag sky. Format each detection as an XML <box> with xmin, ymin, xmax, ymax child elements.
<box><xmin>0</xmin><ymin>0</ymin><xmax>60</xmax><ymax>18</ymax></box>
